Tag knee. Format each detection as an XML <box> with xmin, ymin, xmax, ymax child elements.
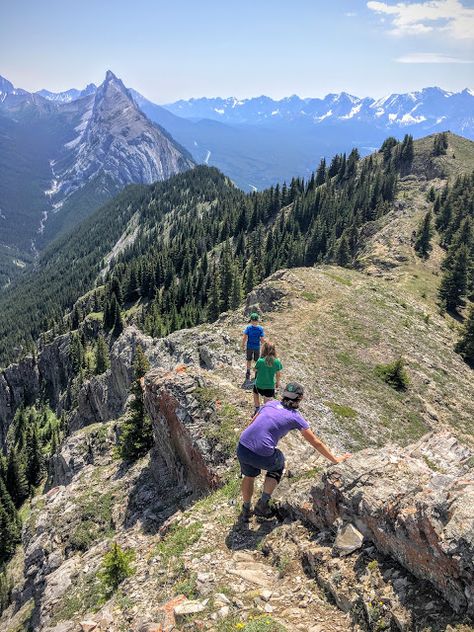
<box><xmin>265</xmin><ymin>468</ymin><xmax>284</xmax><ymax>484</ymax></box>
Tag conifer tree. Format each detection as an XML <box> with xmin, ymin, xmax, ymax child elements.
<box><xmin>112</xmin><ymin>304</ymin><xmax>124</xmax><ymax>338</ymax></box>
<box><xmin>26</xmin><ymin>426</ymin><xmax>44</xmax><ymax>488</ymax></box>
<box><xmin>69</xmin><ymin>332</ymin><xmax>85</xmax><ymax>373</ymax></box>
<box><xmin>119</xmin><ymin>345</ymin><xmax>152</xmax><ymax>461</ymax></box>
<box><xmin>6</xmin><ymin>448</ymin><xmax>28</xmax><ymax>508</ymax></box>
<box><xmin>219</xmin><ymin>243</ymin><xmax>234</xmax><ymax>311</ymax></box>
<box><xmin>100</xmin><ymin>542</ymin><xmax>135</xmax><ymax>593</ymax></box>
<box><xmin>95</xmin><ymin>335</ymin><xmax>110</xmax><ymax>374</ymax></box>
<box><xmin>438</xmin><ymin>245</ymin><xmax>469</xmax><ymax>312</ymax></box>
<box><xmin>336</xmin><ymin>235</ymin><xmax>351</xmax><ymax>267</ymax></box>
<box><xmin>208</xmin><ymin>267</ymin><xmax>221</xmax><ymax>321</ymax></box>
<box><xmin>455</xmin><ymin>305</ymin><xmax>474</xmax><ymax>367</ymax></box>
<box><xmin>244</xmin><ymin>259</ymin><xmax>256</xmax><ymax>295</ymax></box>
<box><xmin>0</xmin><ymin>477</ymin><xmax>20</xmax><ymax>545</ymax></box>
<box><xmin>230</xmin><ymin>266</ymin><xmax>243</xmax><ymax>309</ymax></box>
<box><xmin>414</xmin><ymin>210</ymin><xmax>433</xmax><ymax>258</ymax></box>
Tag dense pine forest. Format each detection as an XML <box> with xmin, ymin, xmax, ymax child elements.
<box><xmin>0</xmin><ymin>136</ymin><xmax>407</xmax><ymax>366</ymax></box>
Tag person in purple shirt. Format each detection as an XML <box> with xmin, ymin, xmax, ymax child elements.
<box><xmin>237</xmin><ymin>382</ymin><xmax>351</xmax><ymax>520</ymax></box>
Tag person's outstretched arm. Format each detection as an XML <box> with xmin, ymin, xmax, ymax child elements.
<box><xmin>301</xmin><ymin>428</ymin><xmax>351</xmax><ymax>464</ymax></box>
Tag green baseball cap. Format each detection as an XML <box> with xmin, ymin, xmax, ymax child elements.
<box><xmin>250</xmin><ymin>312</ymin><xmax>260</xmax><ymax>321</ymax></box>
<box><xmin>282</xmin><ymin>382</ymin><xmax>304</xmax><ymax>400</ymax></box>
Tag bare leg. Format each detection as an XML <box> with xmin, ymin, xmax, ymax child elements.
<box><xmin>263</xmin><ymin>476</ymin><xmax>278</xmax><ymax>496</ymax></box>
<box><xmin>253</xmin><ymin>391</ymin><xmax>260</xmax><ymax>409</ymax></box>
<box><xmin>263</xmin><ymin>395</ymin><xmax>273</xmax><ymax>403</ymax></box>
<box><xmin>241</xmin><ymin>476</ymin><xmax>255</xmax><ymax>503</ymax></box>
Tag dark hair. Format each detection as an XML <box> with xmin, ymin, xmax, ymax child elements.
<box><xmin>282</xmin><ymin>396</ymin><xmax>301</xmax><ymax>410</ymax></box>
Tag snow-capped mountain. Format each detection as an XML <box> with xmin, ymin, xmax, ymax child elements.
<box><xmin>37</xmin><ymin>83</ymin><xmax>97</xmax><ymax>103</ymax></box>
<box><xmin>164</xmin><ymin>87</ymin><xmax>474</xmax><ymax>135</ymax></box>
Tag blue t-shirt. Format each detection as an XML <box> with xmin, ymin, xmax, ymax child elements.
<box><xmin>239</xmin><ymin>400</ymin><xmax>310</xmax><ymax>456</ymax></box>
<box><xmin>244</xmin><ymin>324</ymin><xmax>264</xmax><ymax>350</ymax></box>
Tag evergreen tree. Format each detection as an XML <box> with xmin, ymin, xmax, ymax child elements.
<box><xmin>100</xmin><ymin>542</ymin><xmax>135</xmax><ymax>593</ymax></box>
<box><xmin>230</xmin><ymin>266</ymin><xmax>242</xmax><ymax>309</ymax></box>
<box><xmin>219</xmin><ymin>243</ymin><xmax>234</xmax><ymax>311</ymax></box>
<box><xmin>6</xmin><ymin>448</ymin><xmax>28</xmax><ymax>508</ymax></box>
<box><xmin>336</xmin><ymin>235</ymin><xmax>351</xmax><ymax>267</ymax></box>
<box><xmin>26</xmin><ymin>426</ymin><xmax>44</xmax><ymax>488</ymax></box>
<box><xmin>112</xmin><ymin>304</ymin><xmax>124</xmax><ymax>338</ymax></box>
<box><xmin>0</xmin><ymin>477</ymin><xmax>20</xmax><ymax>561</ymax></box>
<box><xmin>95</xmin><ymin>336</ymin><xmax>110</xmax><ymax>374</ymax></box>
<box><xmin>433</xmin><ymin>132</ymin><xmax>448</xmax><ymax>156</ymax></box>
<box><xmin>414</xmin><ymin>210</ymin><xmax>433</xmax><ymax>258</ymax></box>
<box><xmin>244</xmin><ymin>259</ymin><xmax>256</xmax><ymax>295</ymax></box>
<box><xmin>208</xmin><ymin>267</ymin><xmax>221</xmax><ymax>321</ymax></box>
<box><xmin>119</xmin><ymin>346</ymin><xmax>152</xmax><ymax>461</ymax></box>
<box><xmin>438</xmin><ymin>245</ymin><xmax>469</xmax><ymax>312</ymax></box>
<box><xmin>69</xmin><ymin>332</ymin><xmax>85</xmax><ymax>374</ymax></box>
<box><xmin>455</xmin><ymin>305</ymin><xmax>474</xmax><ymax>367</ymax></box>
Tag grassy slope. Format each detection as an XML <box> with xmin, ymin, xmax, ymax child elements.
<box><xmin>218</xmin><ymin>133</ymin><xmax>474</xmax><ymax>450</ymax></box>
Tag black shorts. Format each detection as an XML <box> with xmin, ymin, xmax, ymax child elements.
<box><xmin>237</xmin><ymin>442</ymin><xmax>285</xmax><ymax>477</ymax></box>
<box><xmin>253</xmin><ymin>385</ymin><xmax>275</xmax><ymax>398</ymax></box>
<box><xmin>246</xmin><ymin>348</ymin><xmax>260</xmax><ymax>361</ymax></box>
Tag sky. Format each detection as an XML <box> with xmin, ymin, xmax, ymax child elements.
<box><xmin>1</xmin><ymin>0</ymin><xmax>473</xmax><ymax>102</ymax></box>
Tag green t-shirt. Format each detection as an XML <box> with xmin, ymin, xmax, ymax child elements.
<box><xmin>255</xmin><ymin>357</ymin><xmax>283</xmax><ymax>389</ymax></box>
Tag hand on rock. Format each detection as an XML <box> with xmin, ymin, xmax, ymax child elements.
<box><xmin>334</xmin><ymin>453</ymin><xmax>352</xmax><ymax>463</ymax></box>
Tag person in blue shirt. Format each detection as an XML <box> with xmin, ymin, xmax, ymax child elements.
<box><xmin>242</xmin><ymin>312</ymin><xmax>265</xmax><ymax>381</ymax></box>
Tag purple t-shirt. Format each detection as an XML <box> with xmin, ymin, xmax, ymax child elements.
<box><xmin>239</xmin><ymin>400</ymin><xmax>310</xmax><ymax>456</ymax></box>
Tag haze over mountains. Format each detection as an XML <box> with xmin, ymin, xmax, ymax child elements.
<box><xmin>1</xmin><ymin>68</ymin><xmax>473</xmax><ymax>290</ymax></box>
<box><xmin>0</xmin><ymin>71</ymin><xmax>194</xmax><ymax>287</ymax></box>
<box><xmin>35</xmin><ymin>76</ymin><xmax>474</xmax><ymax>191</ymax></box>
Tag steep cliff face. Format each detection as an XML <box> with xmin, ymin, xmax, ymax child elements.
<box><xmin>144</xmin><ymin>369</ymin><xmax>226</xmax><ymax>494</ymax></box>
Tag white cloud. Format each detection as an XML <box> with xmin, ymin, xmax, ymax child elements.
<box><xmin>367</xmin><ymin>0</ymin><xmax>474</xmax><ymax>39</ymax></box>
<box><xmin>396</xmin><ymin>52</ymin><xmax>474</xmax><ymax>62</ymax></box>
<box><xmin>345</xmin><ymin>11</ymin><xmax>357</xmax><ymax>17</ymax></box>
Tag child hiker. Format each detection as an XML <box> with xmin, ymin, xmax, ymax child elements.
<box><xmin>242</xmin><ymin>312</ymin><xmax>265</xmax><ymax>381</ymax></box>
<box><xmin>236</xmin><ymin>382</ymin><xmax>351</xmax><ymax>521</ymax></box>
<box><xmin>253</xmin><ymin>340</ymin><xmax>282</xmax><ymax>414</ymax></box>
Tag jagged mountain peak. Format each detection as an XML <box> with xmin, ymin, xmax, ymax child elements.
<box><xmin>0</xmin><ymin>74</ymin><xmax>14</xmax><ymax>93</ymax></box>
<box><xmin>48</xmin><ymin>69</ymin><xmax>194</xmax><ymax>209</ymax></box>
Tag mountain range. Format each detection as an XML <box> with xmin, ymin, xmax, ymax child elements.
<box><xmin>0</xmin><ymin>71</ymin><xmax>194</xmax><ymax>287</ymax></box>
<box><xmin>35</xmin><ymin>79</ymin><xmax>474</xmax><ymax>191</ymax></box>
<box><xmin>1</xmin><ymin>69</ymin><xmax>474</xmax><ymax>289</ymax></box>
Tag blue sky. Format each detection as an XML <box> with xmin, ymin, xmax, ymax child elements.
<box><xmin>1</xmin><ymin>0</ymin><xmax>473</xmax><ymax>101</ymax></box>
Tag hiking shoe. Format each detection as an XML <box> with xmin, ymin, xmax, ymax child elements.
<box><xmin>254</xmin><ymin>498</ymin><xmax>274</xmax><ymax>519</ymax></box>
<box><xmin>238</xmin><ymin>504</ymin><xmax>252</xmax><ymax>523</ymax></box>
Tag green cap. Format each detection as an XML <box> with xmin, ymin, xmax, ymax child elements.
<box><xmin>250</xmin><ymin>312</ymin><xmax>260</xmax><ymax>321</ymax></box>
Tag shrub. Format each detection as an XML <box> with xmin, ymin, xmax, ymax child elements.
<box><xmin>375</xmin><ymin>357</ymin><xmax>409</xmax><ymax>391</ymax></box>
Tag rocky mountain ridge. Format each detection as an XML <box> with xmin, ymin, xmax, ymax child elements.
<box><xmin>18</xmin><ymin>71</ymin><xmax>474</xmax><ymax>190</ymax></box>
<box><xmin>0</xmin><ymin>71</ymin><xmax>194</xmax><ymax>278</ymax></box>
<box><xmin>0</xmin><ymin>130</ymin><xmax>473</xmax><ymax>629</ymax></box>
<box><xmin>165</xmin><ymin>87</ymin><xmax>474</xmax><ymax>135</ymax></box>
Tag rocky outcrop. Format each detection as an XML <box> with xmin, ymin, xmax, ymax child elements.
<box><xmin>144</xmin><ymin>369</ymin><xmax>230</xmax><ymax>495</ymax></box>
<box><xmin>284</xmin><ymin>431</ymin><xmax>474</xmax><ymax>616</ymax></box>
<box><xmin>245</xmin><ymin>269</ymin><xmax>303</xmax><ymax>315</ymax></box>
<box><xmin>0</xmin><ymin>356</ymin><xmax>40</xmax><ymax>446</ymax></box>
<box><xmin>37</xmin><ymin>334</ymin><xmax>74</xmax><ymax>409</ymax></box>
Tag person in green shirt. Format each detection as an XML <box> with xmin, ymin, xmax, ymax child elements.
<box><xmin>253</xmin><ymin>341</ymin><xmax>282</xmax><ymax>414</ymax></box>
